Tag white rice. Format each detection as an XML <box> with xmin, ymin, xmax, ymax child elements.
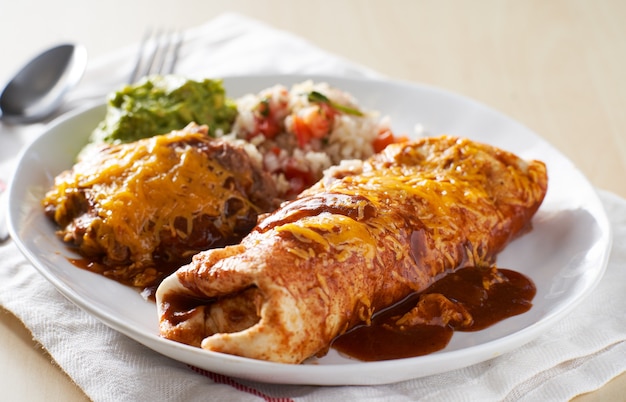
<box><xmin>224</xmin><ymin>80</ymin><xmax>391</xmax><ymax>198</ymax></box>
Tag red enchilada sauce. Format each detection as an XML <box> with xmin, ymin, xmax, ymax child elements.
<box><xmin>332</xmin><ymin>266</ymin><xmax>535</xmax><ymax>361</ymax></box>
<box><xmin>68</xmin><ymin>255</ymin><xmax>185</xmax><ymax>300</ymax></box>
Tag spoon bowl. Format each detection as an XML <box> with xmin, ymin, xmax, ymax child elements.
<box><xmin>0</xmin><ymin>43</ymin><xmax>87</xmax><ymax>124</ymax></box>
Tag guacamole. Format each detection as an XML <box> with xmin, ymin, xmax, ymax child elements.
<box><xmin>87</xmin><ymin>75</ymin><xmax>238</xmax><ymax>146</ymax></box>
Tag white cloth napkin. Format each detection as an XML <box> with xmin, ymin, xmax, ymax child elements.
<box><xmin>1</xmin><ymin>12</ymin><xmax>625</xmax><ymax>401</ymax></box>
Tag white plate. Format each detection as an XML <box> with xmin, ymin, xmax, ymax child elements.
<box><xmin>7</xmin><ymin>74</ymin><xmax>612</xmax><ymax>385</ymax></box>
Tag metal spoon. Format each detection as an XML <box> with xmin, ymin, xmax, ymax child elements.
<box><xmin>0</xmin><ymin>44</ymin><xmax>87</xmax><ymax>242</ymax></box>
<box><xmin>0</xmin><ymin>43</ymin><xmax>87</xmax><ymax>124</ymax></box>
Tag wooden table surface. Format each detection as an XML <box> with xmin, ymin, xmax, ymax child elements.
<box><xmin>1</xmin><ymin>1</ymin><xmax>624</xmax><ymax>400</ymax></box>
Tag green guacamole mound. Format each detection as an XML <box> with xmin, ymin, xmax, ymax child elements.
<box><xmin>88</xmin><ymin>75</ymin><xmax>238</xmax><ymax>145</ymax></box>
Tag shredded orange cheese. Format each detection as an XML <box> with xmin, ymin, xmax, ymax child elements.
<box><xmin>44</xmin><ymin>129</ymin><xmax>255</xmax><ymax>263</ymax></box>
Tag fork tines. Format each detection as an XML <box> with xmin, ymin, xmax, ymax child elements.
<box><xmin>129</xmin><ymin>29</ymin><xmax>183</xmax><ymax>84</ymax></box>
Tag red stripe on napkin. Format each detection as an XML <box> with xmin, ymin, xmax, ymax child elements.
<box><xmin>188</xmin><ymin>365</ymin><xmax>295</xmax><ymax>402</ymax></box>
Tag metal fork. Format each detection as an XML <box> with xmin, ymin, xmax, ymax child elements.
<box><xmin>128</xmin><ymin>29</ymin><xmax>183</xmax><ymax>84</ymax></box>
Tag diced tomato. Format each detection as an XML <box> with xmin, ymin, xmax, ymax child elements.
<box><xmin>287</xmin><ymin>177</ymin><xmax>308</xmax><ymax>198</ymax></box>
<box><xmin>282</xmin><ymin>158</ymin><xmax>315</xmax><ymax>197</ymax></box>
<box><xmin>291</xmin><ymin>104</ymin><xmax>336</xmax><ymax>147</ymax></box>
<box><xmin>309</xmin><ymin>103</ymin><xmax>335</xmax><ymax>139</ymax></box>
<box><xmin>292</xmin><ymin>114</ymin><xmax>313</xmax><ymax>148</ymax></box>
<box><xmin>255</xmin><ymin>116</ymin><xmax>281</xmax><ymax>139</ymax></box>
<box><xmin>250</xmin><ymin>98</ymin><xmax>284</xmax><ymax>140</ymax></box>
<box><xmin>372</xmin><ymin>130</ymin><xmax>409</xmax><ymax>153</ymax></box>
<box><xmin>372</xmin><ymin>129</ymin><xmax>397</xmax><ymax>153</ymax></box>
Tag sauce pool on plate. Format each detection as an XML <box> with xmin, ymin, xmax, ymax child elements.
<box><xmin>331</xmin><ymin>266</ymin><xmax>536</xmax><ymax>361</ymax></box>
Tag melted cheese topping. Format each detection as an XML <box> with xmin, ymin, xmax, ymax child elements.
<box><xmin>275</xmin><ymin>213</ymin><xmax>377</xmax><ymax>261</ymax></box>
<box><xmin>279</xmin><ymin>136</ymin><xmax>546</xmax><ymax>279</ymax></box>
<box><xmin>44</xmin><ymin>128</ymin><xmax>257</xmax><ymax>264</ymax></box>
